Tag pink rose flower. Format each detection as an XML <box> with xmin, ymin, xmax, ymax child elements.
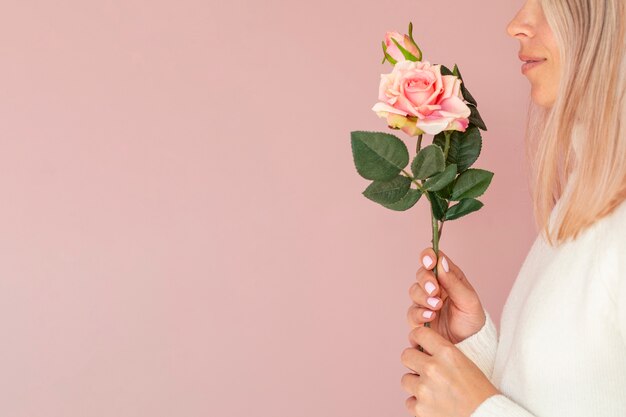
<box><xmin>384</xmin><ymin>31</ymin><xmax>420</xmax><ymax>62</ymax></box>
<box><xmin>371</xmin><ymin>60</ymin><xmax>471</xmax><ymax>136</ymax></box>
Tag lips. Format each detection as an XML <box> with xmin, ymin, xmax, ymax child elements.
<box><xmin>521</xmin><ymin>59</ymin><xmax>545</xmax><ymax>74</ymax></box>
<box><xmin>518</xmin><ymin>54</ymin><xmax>546</xmax><ymax>63</ymax></box>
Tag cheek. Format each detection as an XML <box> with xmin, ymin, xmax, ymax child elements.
<box><xmin>546</xmin><ymin>42</ymin><xmax>560</xmax><ymax>75</ymax></box>
<box><xmin>537</xmin><ymin>60</ymin><xmax>558</xmax><ymax>84</ymax></box>
<box><xmin>538</xmin><ymin>16</ymin><xmax>560</xmax><ymax>67</ymax></box>
<box><xmin>544</xmin><ymin>60</ymin><xmax>560</xmax><ymax>91</ymax></box>
<box><xmin>529</xmin><ymin>62</ymin><xmax>559</xmax><ymax>107</ymax></box>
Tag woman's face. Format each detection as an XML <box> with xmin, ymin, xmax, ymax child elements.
<box><xmin>506</xmin><ymin>0</ymin><xmax>561</xmax><ymax>107</ymax></box>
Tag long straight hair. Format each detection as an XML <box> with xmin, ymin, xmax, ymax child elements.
<box><xmin>524</xmin><ymin>0</ymin><xmax>626</xmax><ymax>247</ymax></box>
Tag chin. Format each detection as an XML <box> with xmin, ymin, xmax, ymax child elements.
<box><xmin>530</xmin><ymin>90</ymin><xmax>555</xmax><ymax>108</ymax></box>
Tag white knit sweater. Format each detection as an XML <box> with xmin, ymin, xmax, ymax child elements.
<box><xmin>454</xmin><ymin>195</ymin><xmax>626</xmax><ymax>416</ymax></box>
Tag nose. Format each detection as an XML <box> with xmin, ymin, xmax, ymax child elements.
<box><xmin>506</xmin><ymin>7</ymin><xmax>532</xmax><ymax>39</ymax></box>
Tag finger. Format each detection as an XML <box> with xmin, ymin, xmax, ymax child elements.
<box><xmin>408</xmin><ymin>281</ymin><xmax>443</xmax><ymax>311</ymax></box>
<box><xmin>400</xmin><ymin>346</ymin><xmax>428</xmax><ymax>373</ymax></box>
<box><xmin>432</xmin><ymin>249</ymin><xmax>475</xmax><ymax>302</ymax></box>
<box><xmin>407</xmin><ymin>304</ymin><xmax>437</xmax><ymax>327</ymax></box>
<box><xmin>407</xmin><ymin>325</ymin><xmax>450</xmax><ymax>356</ymax></box>
<box><xmin>419</xmin><ymin>247</ymin><xmax>438</xmax><ymax>270</ymax></box>
<box><xmin>434</xmin><ymin>249</ymin><xmax>462</xmax><ymax>277</ymax></box>
<box><xmin>405</xmin><ymin>396</ymin><xmax>417</xmax><ymax>415</ymax></box>
<box><xmin>415</xmin><ymin>264</ymin><xmax>440</xmax><ymax>298</ymax></box>
<box><xmin>400</xmin><ymin>372</ymin><xmax>420</xmax><ymax>396</ymax></box>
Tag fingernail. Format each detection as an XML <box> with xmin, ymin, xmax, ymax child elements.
<box><xmin>423</xmin><ymin>310</ymin><xmax>433</xmax><ymax>319</ymax></box>
<box><xmin>427</xmin><ymin>297</ymin><xmax>440</xmax><ymax>308</ymax></box>
<box><xmin>425</xmin><ymin>281</ymin><xmax>436</xmax><ymax>295</ymax></box>
<box><xmin>442</xmin><ymin>256</ymin><xmax>449</xmax><ymax>273</ymax></box>
<box><xmin>422</xmin><ymin>255</ymin><xmax>433</xmax><ymax>268</ymax></box>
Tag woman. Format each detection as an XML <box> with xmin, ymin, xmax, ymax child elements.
<box><xmin>400</xmin><ymin>0</ymin><xmax>626</xmax><ymax>416</ymax></box>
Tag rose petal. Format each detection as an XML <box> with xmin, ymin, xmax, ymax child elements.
<box><xmin>440</xmin><ymin>76</ymin><xmax>457</xmax><ymax>101</ymax></box>
<box><xmin>447</xmin><ymin>118</ymin><xmax>470</xmax><ymax>132</ymax></box>
<box><xmin>403</xmin><ymin>71</ymin><xmax>436</xmax><ymax>107</ymax></box>
<box><xmin>438</xmin><ymin>96</ymin><xmax>471</xmax><ymax>118</ymax></box>
<box><xmin>452</xmin><ymin>78</ymin><xmax>462</xmax><ymax>99</ymax></box>
<box><xmin>372</xmin><ymin>101</ymin><xmax>407</xmax><ymax>116</ymax></box>
<box><xmin>395</xmin><ymin>94</ymin><xmax>420</xmax><ymax>117</ymax></box>
<box><xmin>401</xmin><ymin>118</ymin><xmax>425</xmax><ymax>136</ymax></box>
<box><xmin>387</xmin><ymin>113</ymin><xmax>409</xmax><ymax>128</ymax></box>
<box><xmin>416</xmin><ymin>118</ymin><xmax>451</xmax><ymax>135</ymax></box>
<box><xmin>415</xmin><ymin>104</ymin><xmax>441</xmax><ymax>118</ymax></box>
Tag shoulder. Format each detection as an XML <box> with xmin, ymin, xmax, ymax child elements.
<box><xmin>602</xmin><ymin>200</ymin><xmax>626</xmax><ymax>243</ymax></box>
<box><xmin>551</xmin><ymin>199</ymin><xmax>626</xmax><ymax>261</ymax></box>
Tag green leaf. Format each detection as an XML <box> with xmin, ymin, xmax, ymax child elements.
<box><xmin>452</xmin><ymin>63</ymin><xmax>460</xmax><ymax>78</ymax></box>
<box><xmin>453</xmin><ymin>65</ymin><xmax>477</xmax><ymax>106</ymax></box>
<box><xmin>381</xmin><ymin>188</ymin><xmax>423</xmax><ymax>211</ymax></box>
<box><xmin>411</xmin><ymin>144</ymin><xmax>445</xmax><ymax>180</ymax></box>
<box><xmin>435</xmin><ymin>181</ymin><xmax>454</xmax><ymax>200</ymax></box>
<box><xmin>362</xmin><ymin>175</ymin><xmax>412</xmax><ymax>204</ymax></box>
<box><xmin>381</xmin><ymin>41</ymin><xmax>387</xmax><ymax>64</ymax></box>
<box><xmin>450</xmin><ymin>168</ymin><xmax>494</xmax><ymax>201</ymax></box>
<box><xmin>390</xmin><ymin>37</ymin><xmax>418</xmax><ymax>61</ymax></box>
<box><xmin>423</xmin><ymin>164</ymin><xmax>457</xmax><ymax>191</ymax></box>
<box><xmin>453</xmin><ymin>127</ymin><xmax>482</xmax><ymax>172</ymax></box>
<box><xmin>444</xmin><ymin>198</ymin><xmax>484</xmax><ymax>220</ymax></box>
<box><xmin>440</xmin><ymin>64</ymin><xmax>453</xmax><ymax>76</ymax></box>
<box><xmin>468</xmin><ymin>104</ymin><xmax>487</xmax><ymax>131</ymax></box>
<box><xmin>428</xmin><ymin>191</ymin><xmax>448</xmax><ymax>221</ymax></box>
<box><xmin>432</xmin><ymin>130</ymin><xmax>460</xmax><ymax>167</ymax></box>
<box><xmin>381</xmin><ymin>41</ymin><xmax>397</xmax><ymax>65</ymax></box>
<box><xmin>432</xmin><ymin>131</ymin><xmax>447</xmax><ymax>152</ymax></box>
<box><xmin>407</xmin><ymin>22</ymin><xmax>422</xmax><ymax>61</ymax></box>
<box><xmin>462</xmin><ymin>84</ymin><xmax>477</xmax><ymax>107</ymax></box>
<box><xmin>351</xmin><ymin>131</ymin><xmax>409</xmax><ymax>181</ymax></box>
<box><xmin>385</xmin><ymin>52</ymin><xmax>398</xmax><ymax>65</ymax></box>
<box><xmin>433</xmin><ymin>127</ymin><xmax>482</xmax><ymax>173</ymax></box>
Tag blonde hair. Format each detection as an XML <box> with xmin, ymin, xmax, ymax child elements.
<box><xmin>523</xmin><ymin>0</ymin><xmax>626</xmax><ymax>247</ymax></box>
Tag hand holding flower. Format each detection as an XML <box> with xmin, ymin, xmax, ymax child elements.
<box><xmin>401</xmin><ymin>326</ymin><xmax>501</xmax><ymax>417</ymax></box>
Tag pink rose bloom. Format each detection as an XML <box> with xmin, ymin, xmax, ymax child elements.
<box><xmin>371</xmin><ymin>60</ymin><xmax>471</xmax><ymax>136</ymax></box>
<box><xmin>384</xmin><ymin>31</ymin><xmax>420</xmax><ymax>62</ymax></box>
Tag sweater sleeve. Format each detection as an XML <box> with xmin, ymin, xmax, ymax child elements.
<box><xmin>453</xmin><ymin>306</ymin><xmax>498</xmax><ymax>379</ymax></box>
<box><xmin>454</xmin><ymin>309</ymin><xmax>541</xmax><ymax>416</ymax></box>
<box><xmin>470</xmin><ymin>394</ymin><xmax>538</xmax><ymax>417</ymax></box>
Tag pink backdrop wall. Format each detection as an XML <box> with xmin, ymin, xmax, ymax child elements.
<box><xmin>0</xmin><ymin>0</ymin><xmax>534</xmax><ymax>415</ymax></box>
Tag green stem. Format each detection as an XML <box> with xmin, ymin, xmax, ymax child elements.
<box><xmin>430</xmin><ymin>210</ymin><xmax>440</xmax><ymax>285</ymax></box>
<box><xmin>422</xmin><ymin>196</ymin><xmax>440</xmax><ymax>331</ymax></box>
<box><xmin>401</xmin><ymin>169</ymin><xmax>427</xmax><ymax>193</ymax></box>
<box><xmin>418</xmin><ymin>193</ymin><xmax>445</xmax><ymax>352</ymax></box>
<box><xmin>407</xmin><ymin>134</ymin><xmax>451</xmax><ymax>353</ymax></box>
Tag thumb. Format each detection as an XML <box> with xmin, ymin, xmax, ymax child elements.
<box><xmin>432</xmin><ymin>250</ymin><xmax>478</xmax><ymax>306</ymax></box>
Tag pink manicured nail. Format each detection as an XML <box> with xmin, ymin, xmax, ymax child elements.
<box><xmin>442</xmin><ymin>256</ymin><xmax>449</xmax><ymax>272</ymax></box>
<box><xmin>425</xmin><ymin>281</ymin><xmax>436</xmax><ymax>295</ymax></box>
<box><xmin>423</xmin><ymin>310</ymin><xmax>433</xmax><ymax>319</ymax></box>
<box><xmin>427</xmin><ymin>297</ymin><xmax>440</xmax><ymax>308</ymax></box>
<box><xmin>422</xmin><ymin>255</ymin><xmax>433</xmax><ymax>268</ymax></box>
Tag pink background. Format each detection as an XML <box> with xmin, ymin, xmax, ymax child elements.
<box><xmin>0</xmin><ymin>0</ymin><xmax>534</xmax><ymax>416</ymax></box>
